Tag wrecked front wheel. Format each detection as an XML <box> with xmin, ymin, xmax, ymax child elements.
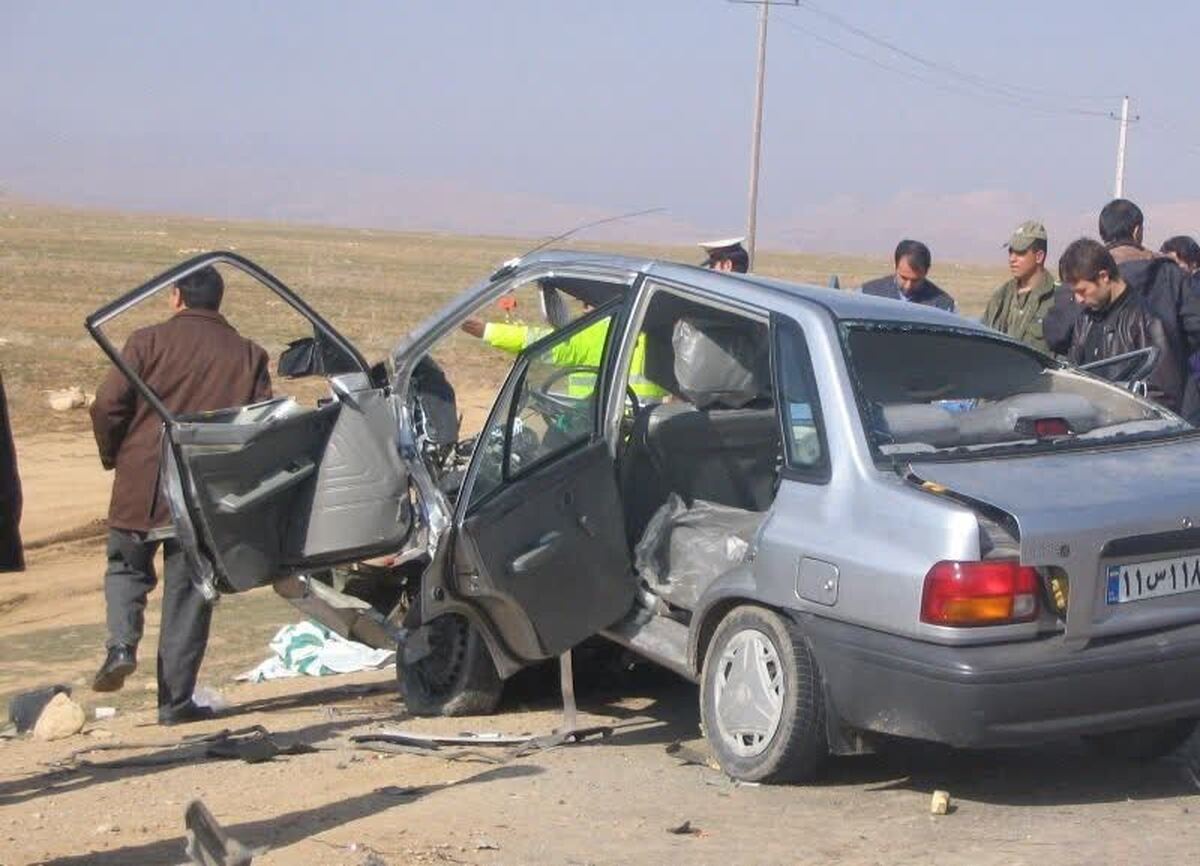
<box><xmin>700</xmin><ymin>605</ymin><xmax>828</xmax><ymax>783</ymax></box>
<box><xmin>399</xmin><ymin>614</ymin><xmax>502</xmax><ymax>717</ymax></box>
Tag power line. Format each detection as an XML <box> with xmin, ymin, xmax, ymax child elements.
<box><xmin>778</xmin><ymin>17</ymin><xmax>1118</xmax><ymax>121</ymax></box>
<box><xmin>784</xmin><ymin>0</ymin><xmax>1115</xmax><ymax>119</ymax></box>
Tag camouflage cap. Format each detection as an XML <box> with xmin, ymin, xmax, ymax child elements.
<box><xmin>1006</xmin><ymin>220</ymin><xmax>1048</xmax><ymax>252</ymax></box>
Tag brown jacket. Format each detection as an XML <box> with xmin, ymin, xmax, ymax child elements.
<box><xmin>90</xmin><ymin>309</ymin><xmax>272</xmax><ymax>532</ymax></box>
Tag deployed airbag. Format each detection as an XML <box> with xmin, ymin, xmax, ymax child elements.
<box><xmin>672</xmin><ymin>319</ymin><xmax>768</xmax><ymax>409</ymax></box>
<box><xmin>634</xmin><ymin>493</ymin><xmax>764</xmax><ymax>610</ymax></box>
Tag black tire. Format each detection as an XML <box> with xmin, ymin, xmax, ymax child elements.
<box><xmin>699</xmin><ymin>605</ymin><xmax>828</xmax><ymax>783</ymax></box>
<box><xmin>1083</xmin><ymin>718</ymin><xmax>1198</xmax><ymax>762</ymax></box>
<box><xmin>399</xmin><ymin>614</ymin><xmax>503</xmax><ymax>717</ymax></box>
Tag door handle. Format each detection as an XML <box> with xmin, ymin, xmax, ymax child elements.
<box><xmin>216</xmin><ymin>459</ymin><xmax>316</xmax><ymax>514</ymax></box>
<box><xmin>510</xmin><ymin>531</ymin><xmax>563</xmax><ymax>576</ymax></box>
<box><xmin>575</xmin><ymin>513</ymin><xmax>595</xmax><ymax>538</ymax></box>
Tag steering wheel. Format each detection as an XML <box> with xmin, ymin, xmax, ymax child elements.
<box><xmin>528</xmin><ymin>364</ymin><xmax>640</xmax><ymax>419</ymax></box>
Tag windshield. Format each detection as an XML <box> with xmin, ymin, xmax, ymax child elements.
<box><xmin>842</xmin><ymin>323</ymin><xmax>1188</xmax><ymax>460</ymax></box>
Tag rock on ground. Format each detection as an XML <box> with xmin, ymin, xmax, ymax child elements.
<box><xmin>32</xmin><ymin>692</ymin><xmax>86</xmax><ymax>741</ymax></box>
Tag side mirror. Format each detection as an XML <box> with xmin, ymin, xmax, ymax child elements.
<box><xmin>277</xmin><ymin>335</ymin><xmax>360</xmax><ymax>379</ymax></box>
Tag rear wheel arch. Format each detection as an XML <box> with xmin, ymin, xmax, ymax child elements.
<box><xmin>690</xmin><ymin>596</ymin><xmax>760</xmax><ymax>677</ymax></box>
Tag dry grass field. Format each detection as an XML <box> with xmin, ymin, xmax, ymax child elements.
<box><xmin>0</xmin><ymin>198</ymin><xmax>1008</xmax><ymax>438</ymax></box>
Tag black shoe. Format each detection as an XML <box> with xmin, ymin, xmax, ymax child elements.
<box><xmin>158</xmin><ymin>700</ymin><xmax>219</xmax><ymax>727</ymax></box>
<box><xmin>92</xmin><ymin>645</ymin><xmax>136</xmax><ymax>692</ymax></box>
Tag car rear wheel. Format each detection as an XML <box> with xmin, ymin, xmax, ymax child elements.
<box><xmin>1084</xmin><ymin>718</ymin><xmax>1198</xmax><ymax>762</ymax></box>
<box><xmin>699</xmin><ymin>605</ymin><xmax>828</xmax><ymax>783</ymax></box>
<box><xmin>399</xmin><ymin>614</ymin><xmax>503</xmax><ymax>717</ymax></box>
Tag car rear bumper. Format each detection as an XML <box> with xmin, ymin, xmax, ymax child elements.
<box><xmin>801</xmin><ymin>613</ymin><xmax>1200</xmax><ymax>748</ymax></box>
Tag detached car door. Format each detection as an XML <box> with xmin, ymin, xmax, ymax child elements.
<box><xmin>86</xmin><ymin>252</ymin><xmax>410</xmax><ymax>596</ymax></box>
<box><xmin>450</xmin><ymin>304</ymin><xmax>636</xmax><ymax>661</ymax></box>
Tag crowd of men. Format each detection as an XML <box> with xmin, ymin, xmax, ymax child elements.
<box><xmin>855</xmin><ymin>197</ymin><xmax>1200</xmax><ymax>421</ymax></box>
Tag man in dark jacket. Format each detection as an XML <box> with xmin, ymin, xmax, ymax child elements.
<box><xmin>1060</xmin><ymin>238</ymin><xmax>1182</xmax><ymax>413</ymax></box>
<box><xmin>1046</xmin><ymin>199</ymin><xmax>1200</xmax><ymax>420</ymax></box>
<box><xmin>89</xmin><ymin>266</ymin><xmax>271</xmax><ymax>724</ymax></box>
<box><xmin>861</xmin><ymin>239</ymin><xmax>956</xmax><ymax>312</ymax></box>
<box><xmin>0</xmin><ymin>373</ymin><xmax>23</xmax><ymax>572</ymax></box>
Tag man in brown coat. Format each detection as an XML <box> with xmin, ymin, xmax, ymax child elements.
<box><xmin>89</xmin><ymin>266</ymin><xmax>271</xmax><ymax>724</ymax></box>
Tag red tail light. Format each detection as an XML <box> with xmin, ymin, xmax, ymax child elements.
<box><xmin>920</xmin><ymin>560</ymin><xmax>1039</xmax><ymax>627</ymax></box>
<box><xmin>1033</xmin><ymin>417</ymin><xmax>1070</xmax><ymax>438</ymax></box>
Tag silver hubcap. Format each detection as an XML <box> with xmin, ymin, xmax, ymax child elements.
<box><xmin>712</xmin><ymin>627</ymin><xmax>784</xmax><ymax>758</ymax></box>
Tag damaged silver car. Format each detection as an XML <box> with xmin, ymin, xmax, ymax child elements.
<box><xmin>87</xmin><ymin>250</ymin><xmax>1200</xmax><ymax>783</ymax></box>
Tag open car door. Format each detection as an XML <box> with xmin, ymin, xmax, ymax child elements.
<box><xmin>446</xmin><ymin>305</ymin><xmax>636</xmax><ymax>663</ymax></box>
<box><xmin>86</xmin><ymin>252</ymin><xmax>411</xmax><ymax>597</ymax></box>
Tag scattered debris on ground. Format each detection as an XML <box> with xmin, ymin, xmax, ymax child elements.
<box><xmin>46</xmin><ymin>725</ymin><xmax>323</xmax><ymax>771</ymax></box>
<box><xmin>8</xmin><ymin>684</ymin><xmax>72</xmax><ymax>732</ymax></box>
<box><xmin>236</xmin><ymin>621</ymin><xmax>396</xmax><ymax>682</ymax></box>
<box><xmin>665</xmin><ymin>740</ymin><xmax>718</xmax><ymax>770</ymax></box>
<box><xmin>184</xmin><ymin>798</ymin><xmax>265</xmax><ymax>866</ymax></box>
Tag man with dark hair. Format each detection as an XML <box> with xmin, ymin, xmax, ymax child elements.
<box><xmin>699</xmin><ymin>237</ymin><xmax>750</xmax><ymax>273</ymax></box>
<box><xmin>1045</xmin><ymin>200</ymin><xmax>1200</xmax><ymax>421</ymax></box>
<box><xmin>861</xmin><ymin>239</ymin><xmax>956</xmax><ymax>312</ymax></box>
<box><xmin>1059</xmin><ymin>238</ymin><xmax>1182</xmax><ymax>412</ymax></box>
<box><xmin>1098</xmin><ymin>198</ymin><xmax>1147</xmax><ymax>251</ymax></box>
<box><xmin>982</xmin><ymin>221</ymin><xmax>1057</xmax><ymax>353</ymax></box>
<box><xmin>89</xmin><ymin>265</ymin><xmax>272</xmax><ymax>724</ymax></box>
<box><xmin>175</xmin><ymin>266</ymin><xmax>224</xmax><ymax>309</ymax></box>
<box><xmin>1161</xmin><ymin>235</ymin><xmax>1200</xmax><ymax>274</ymax></box>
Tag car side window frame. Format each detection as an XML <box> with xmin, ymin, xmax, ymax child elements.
<box><xmin>771</xmin><ymin>313</ymin><xmax>832</xmax><ymax>484</ymax></box>
<box><xmin>460</xmin><ymin>300</ymin><xmax>624</xmax><ymax>515</ymax></box>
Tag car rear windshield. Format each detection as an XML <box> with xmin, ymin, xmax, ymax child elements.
<box><xmin>842</xmin><ymin>323</ymin><xmax>1188</xmax><ymax>460</ymax></box>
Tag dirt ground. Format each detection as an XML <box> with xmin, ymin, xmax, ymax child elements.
<box><xmin>3</xmin><ymin>432</ymin><xmax>1200</xmax><ymax>866</ymax></box>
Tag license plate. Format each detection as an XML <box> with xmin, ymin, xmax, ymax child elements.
<box><xmin>1106</xmin><ymin>554</ymin><xmax>1200</xmax><ymax>604</ymax></box>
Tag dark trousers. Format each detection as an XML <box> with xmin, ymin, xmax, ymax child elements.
<box><xmin>104</xmin><ymin>529</ymin><xmax>212</xmax><ymax>712</ymax></box>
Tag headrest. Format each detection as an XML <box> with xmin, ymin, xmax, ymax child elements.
<box><xmin>671</xmin><ymin>318</ymin><xmax>768</xmax><ymax>409</ymax></box>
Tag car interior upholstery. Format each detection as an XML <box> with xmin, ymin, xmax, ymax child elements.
<box><xmin>620</xmin><ymin>297</ymin><xmax>780</xmax><ymax>549</ymax></box>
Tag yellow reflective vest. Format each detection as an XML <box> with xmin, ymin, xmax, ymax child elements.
<box><xmin>482</xmin><ymin>319</ymin><xmax>666</xmax><ymax>399</ymax></box>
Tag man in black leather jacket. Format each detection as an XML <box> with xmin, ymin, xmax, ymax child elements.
<box><xmin>1060</xmin><ymin>238</ymin><xmax>1183</xmax><ymax>413</ymax></box>
<box><xmin>1046</xmin><ymin>199</ymin><xmax>1200</xmax><ymax>420</ymax></box>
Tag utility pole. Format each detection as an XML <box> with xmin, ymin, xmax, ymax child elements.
<box><xmin>1114</xmin><ymin>95</ymin><xmax>1130</xmax><ymax>199</ymax></box>
<box><xmin>745</xmin><ymin>0</ymin><xmax>769</xmax><ymax>268</ymax></box>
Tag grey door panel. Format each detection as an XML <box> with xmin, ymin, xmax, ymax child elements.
<box><xmin>86</xmin><ymin>253</ymin><xmax>409</xmax><ymax>595</ymax></box>
<box><xmin>285</xmin><ymin>388</ymin><xmax>410</xmax><ymax>562</ymax></box>
<box><xmin>172</xmin><ymin>389</ymin><xmax>408</xmax><ymax>592</ymax></box>
<box><xmin>458</xmin><ymin>439</ymin><xmax>635</xmax><ymax>661</ymax></box>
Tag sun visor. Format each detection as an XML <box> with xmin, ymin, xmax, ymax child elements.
<box><xmin>538</xmin><ymin>276</ymin><xmax>626</xmax><ymax>309</ymax></box>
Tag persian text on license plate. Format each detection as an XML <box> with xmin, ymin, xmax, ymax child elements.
<box><xmin>1106</xmin><ymin>555</ymin><xmax>1200</xmax><ymax>605</ymax></box>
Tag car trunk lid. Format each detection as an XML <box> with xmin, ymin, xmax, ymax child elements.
<box><xmin>909</xmin><ymin>436</ymin><xmax>1200</xmax><ymax>647</ymax></box>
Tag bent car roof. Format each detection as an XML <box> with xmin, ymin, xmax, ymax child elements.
<box><xmin>518</xmin><ymin>249</ymin><xmax>987</xmax><ymax>331</ymax></box>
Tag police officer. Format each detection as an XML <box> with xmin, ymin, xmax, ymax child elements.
<box><xmin>982</xmin><ymin>221</ymin><xmax>1057</xmax><ymax>354</ymax></box>
<box><xmin>699</xmin><ymin>237</ymin><xmax>750</xmax><ymax>273</ymax></box>
<box><xmin>461</xmin><ymin>304</ymin><xmax>665</xmax><ymax>401</ymax></box>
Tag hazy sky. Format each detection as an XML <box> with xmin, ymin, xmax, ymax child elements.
<box><xmin>4</xmin><ymin>1</ymin><xmax>1200</xmax><ymax>260</ymax></box>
